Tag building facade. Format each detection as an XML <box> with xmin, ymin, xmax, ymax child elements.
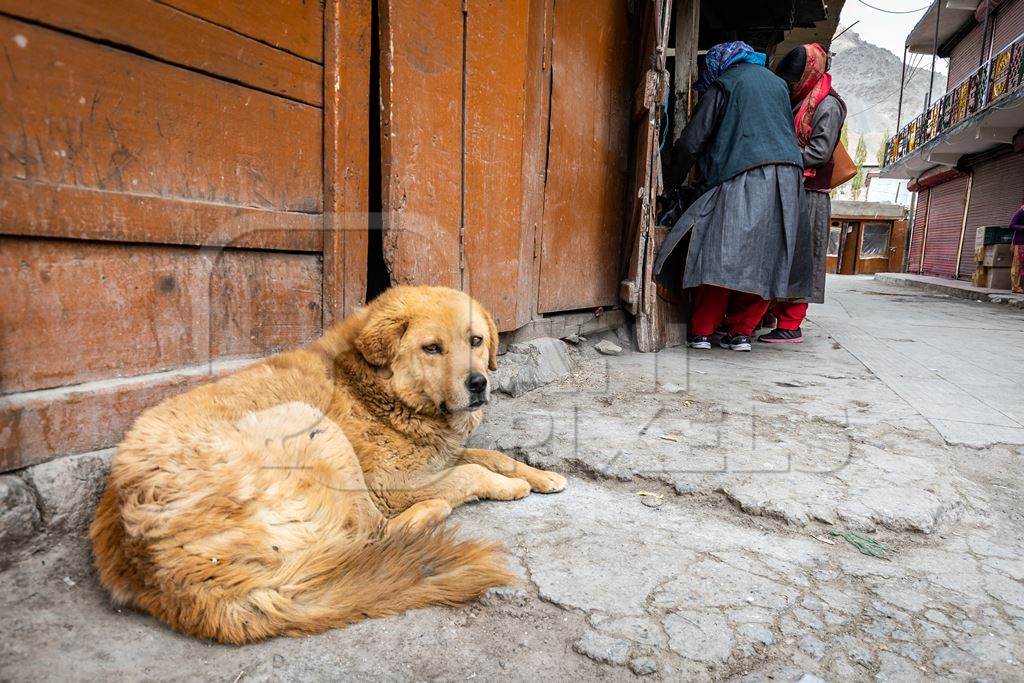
<box><xmin>0</xmin><ymin>1</ymin><xmax>839</xmax><ymax>476</ymax></box>
<box><xmin>881</xmin><ymin>0</ymin><xmax>1024</xmax><ymax>281</ymax></box>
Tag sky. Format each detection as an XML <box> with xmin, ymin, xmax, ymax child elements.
<box><xmin>837</xmin><ymin>0</ymin><xmax>948</xmax><ymax>73</ymax></box>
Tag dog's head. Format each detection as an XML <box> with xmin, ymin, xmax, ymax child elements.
<box><xmin>353</xmin><ymin>286</ymin><xmax>499</xmax><ymax>416</ymax></box>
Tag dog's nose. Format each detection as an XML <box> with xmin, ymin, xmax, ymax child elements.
<box><xmin>466</xmin><ymin>372</ymin><xmax>488</xmax><ymax>394</ymax></box>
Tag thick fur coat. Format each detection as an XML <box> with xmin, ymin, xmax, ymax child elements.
<box><xmin>90</xmin><ymin>286</ymin><xmax>566</xmax><ymax>644</ymax></box>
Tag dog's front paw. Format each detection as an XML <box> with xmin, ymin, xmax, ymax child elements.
<box><xmin>526</xmin><ymin>469</ymin><xmax>567</xmax><ymax>494</ymax></box>
<box><xmin>491</xmin><ymin>476</ymin><xmax>531</xmax><ymax>501</ymax></box>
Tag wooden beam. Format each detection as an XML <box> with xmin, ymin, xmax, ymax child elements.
<box><xmin>954</xmin><ymin>172</ymin><xmax>974</xmax><ymax>279</ymax></box>
<box><xmin>1</xmin><ymin>359</ymin><xmax>256</xmax><ymax>472</ymax></box>
<box><xmin>0</xmin><ymin>0</ymin><xmax>324</xmax><ymax>106</ymax></box>
<box><xmin>322</xmin><ymin>0</ymin><xmax>371</xmax><ymax>325</ymax></box>
<box><xmin>517</xmin><ymin>0</ymin><xmax>554</xmax><ymax>324</ymax></box>
<box><xmin>0</xmin><ymin>179</ymin><xmax>322</xmax><ymax>252</ymax></box>
<box><xmin>499</xmin><ymin>309</ymin><xmax>628</xmax><ymax>351</ymax></box>
<box><xmin>671</xmin><ymin>0</ymin><xmax>700</xmax><ymax>144</ymax></box>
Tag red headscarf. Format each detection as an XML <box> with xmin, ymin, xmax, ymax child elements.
<box><xmin>791</xmin><ymin>44</ymin><xmax>832</xmax><ymax>147</ymax></box>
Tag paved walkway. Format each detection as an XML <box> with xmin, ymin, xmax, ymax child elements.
<box><xmin>2</xmin><ymin>275</ymin><xmax>1023</xmax><ymax>682</ymax></box>
<box><xmin>823</xmin><ymin>275</ymin><xmax>1024</xmax><ymax>446</ymax></box>
<box><xmin>875</xmin><ymin>272</ymin><xmax>1024</xmax><ymax>307</ymax></box>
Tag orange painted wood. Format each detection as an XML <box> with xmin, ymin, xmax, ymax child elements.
<box><xmin>0</xmin><ymin>17</ymin><xmax>322</xmax><ymax>213</ymax></box>
<box><xmin>323</xmin><ymin>0</ymin><xmax>371</xmax><ymax>324</ymax></box>
<box><xmin>380</xmin><ymin>0</ymin><xmax>463</xmax><ymax>290</ymax></box>
<box><xmin>156</xmin><ymin>0</ymin><xmax>324</xmax><ymax>63</ymax></box>
<box><xmin>462</xmin><ymin>0</ymin><xmax>532</xmax><ymax>331</ymax></box>
<box><xmin>0</xmin><ymin>361</ymin><xmax>252</xmax><ymax>472</ymax></box>
<box><xmin>0</xmin><ymin>238</ymin><xmax>322</xmax><ymax>394</ymax></box>
<box><xmin>889</xmin><ymin>220</ymin><xmax>909</xmax><ymax>273</ymax></box>
<box><xmin>0</xmin><ymin>179</ymin><xmax>322</xmax><ymax>251</ymax></box>
<box><xmin>517</xmin><ymin>0</ymin><xmax>555</xmax><ymax>326</ymax></box>
<box><xmin>537</xmin><ymin>0</ymin><xmax>632</xmax><ymax>313</ymax></box>
<box><xmin>0</xmin><ymin>0</ymin><xmax>323</xmax><ymax>105</ymax></box>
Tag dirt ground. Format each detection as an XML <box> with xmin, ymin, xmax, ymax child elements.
<box><xmin>2</xmin><ymin>275</ymin><xmax>1023</xmax><ymax>682</ymax></box>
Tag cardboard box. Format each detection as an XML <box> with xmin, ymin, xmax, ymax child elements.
<box><xmin>985</xmin><ymin>266</ymin><xmax>1011</xmax><ymax>290</ymax></box>
<box><xmin>976</xmin><ymin>225</ymin><xmax>1013</xmax><ymax>247</ymax></box>
<box><xmin>983</xmin><ymin>243</ymin><xmax>1012</xmax><ymax>267</ymax></box>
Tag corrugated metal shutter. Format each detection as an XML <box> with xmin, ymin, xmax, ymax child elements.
<box><xmin>959</xmin><ymin>151</ymin><xmax>1024</xmax><ymax>278</ymax></box>
<box><xmin>992</xmin><ymin>0</ymin><xmax>1024</xmax><ymax>52</ymax></box>
<box><xmin>908</xmin><ymin>188</ymin><xmax>929</xmax><ymax>273</ymax></box>
<box><xmin>922</xmin><ymin>175</ymin><xmax>969</xmax><ymax>277</ymax></box>
<box><xmin>949</xmin><ymin>21</ymin><xmax>984</xmax><ymax>86</ymax></box>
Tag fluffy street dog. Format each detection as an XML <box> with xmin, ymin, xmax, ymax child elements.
<box><xmin>90</xmin><ymin>286</ymin><xmax>566</xmax><ymax>644</ymax></box>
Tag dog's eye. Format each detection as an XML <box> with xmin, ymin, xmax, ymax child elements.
<box><xmin>422</xmin><ymin>343</ymin><xmax>442</xmax><ymax>355</ymax></box>
<box><xmin>470</xmin><ymin>335</ymin><xmax>483</xmax><ymax>348</ymax></box>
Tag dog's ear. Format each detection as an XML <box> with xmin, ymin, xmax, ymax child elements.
<box><xmin>355</xmin><ymin>312</ymin><xmax>408</xmax><ymax>367</ymax></box>
<box><xmin>482</xmin><ymin>308</ymin><xmax>499</xmax><ymax>371</ymax></box>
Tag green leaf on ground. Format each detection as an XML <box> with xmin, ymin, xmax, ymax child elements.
<box><xmin>829</xmin><ymin>530</ymin><xmax>895</xmax><ymax>559</ymax></box>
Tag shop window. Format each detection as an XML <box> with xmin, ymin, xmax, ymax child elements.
<box><xmin>860</xmin><ymin>222</ymin><xmax>891</xmax><ymax>258</ymax></box>
<box><xmin>827</xmin><ymin>223</ymin><xmax>841</xmax><ymax>257</ymax></box>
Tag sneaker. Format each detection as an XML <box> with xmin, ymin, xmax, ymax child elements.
<box><xmin>758</xmin><ymin>328</ymin><xmax>803</xmax><ymax>344</ymax></box>
<box><xmin>719</xmin><ymin>334</ymin><xmax>752</xmax><ymax>351</ymax></box>
<box><xmin>687</xmin><ymin>335</ymin><xmax>712</xmax><ymax>350</ymax></box>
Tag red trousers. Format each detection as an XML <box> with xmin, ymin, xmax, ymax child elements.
<box><xmin>773</xmin><ymin>301</ymin><xmax>808</xmax><ymax>330</ymax></box>
<box><xmin>690</xmin><ymin>285</ymin><xmax>770</xmax><ymax>337</ymax></box>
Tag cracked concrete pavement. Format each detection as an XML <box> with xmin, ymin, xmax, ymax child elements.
<box><xmin>2</xmin><ymin>275</ymin><xmax>1023</xmax><ymax>681</ymax></box>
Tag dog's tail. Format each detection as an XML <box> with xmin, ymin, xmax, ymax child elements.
<box><xmin>155</xmin><ymin>524</ymin><xmax>514</xmax><ymax>644</ymax></box>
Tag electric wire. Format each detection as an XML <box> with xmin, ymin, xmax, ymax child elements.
<box><xmin>855</xmin><ymin>0</ymin><xmax>930</xmax><ymax>14</ymax></box>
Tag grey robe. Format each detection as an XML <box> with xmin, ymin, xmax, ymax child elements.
<box><xmin>801</xmin><ymin>94</ymin><xmax>846</xmax><ymax>304</ymax></box>
<box><xmin>655</xmin><ymin>87</ymin><xmax>812</xmax><ymax>300</ymax></box>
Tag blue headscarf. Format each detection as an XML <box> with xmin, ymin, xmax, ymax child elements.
<box><xmin>695</xmin><ymin>41</ymin><xmax>767</xmax><ymax>94</ymax></box>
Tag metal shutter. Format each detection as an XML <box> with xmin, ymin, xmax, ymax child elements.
<box><xmin>959</xmin><ymin>151</ymin><xmax>1024</xmax><ymax>278</ymax></box>
<box><xmin>922</xmin><ymin>175</ymin><xmax>969</xmax><ymax>277</ymax></box>
<box><xmin>949</xmin><ymin>21</ymin><xmax>985</xmax><ymax>86</ymax></box>
<box><xmin>908</xmin><ymin>188</ymin><xmax>929</xmax><ymax>273</ymax></box>
<box><xmin>992</xmin><ymin>0</ymin><xmax>1024</xmax><ymax>52</ymax></box>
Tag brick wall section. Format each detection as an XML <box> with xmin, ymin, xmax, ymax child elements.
<box><xmin>991</xmin><ymin>0</ymin><xmax>1024</xmax><ymax>53</ymax></box>
<box><xmin>948</xmin><ymin>20</ymin><xmax>985</xmax><ymax>87</ymax></box>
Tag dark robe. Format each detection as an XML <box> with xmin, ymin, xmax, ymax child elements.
<box><xmin>655</xmin><ymin>74</ymin><xmax>812</xmax><ymax>300</ymax></box>
<box><xmin>801</xmin><ymin>94</ymin><xmax>846</xmax><ymax>303</ymax></box>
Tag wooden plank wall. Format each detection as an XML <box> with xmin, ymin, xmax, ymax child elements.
<box><xmin>380</xmin><ymin>0</ymin><xmax>465</xmax><ymax>292</ymax></box>
<box><xmin>380</xmin><ymin>0</ymin><xmax>634</xmax><ymax>328</ymax></box>
<box><xmin>2</xmin><ymin>0</ymin><xmax>642</xmax><ymax>470</ymax></box>
<box><xmin>537</xmin><ymin>0</ymin><xmax>632</xmax><ymax>313</ymax></box>
<box><xmin>463</xmin><ymin>0</ymin><xmax>532</xmax><ymax>329</ymax></box>
<box><xmin>0</xmin><ymin>3</ymin><xmax>369</xmax><ymax>471</ymax></box>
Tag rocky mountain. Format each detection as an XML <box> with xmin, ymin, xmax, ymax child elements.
<box><xmin>830</xmin><ymin>30</ymin><xmax>942</xmax><ymax>159</ymax></box>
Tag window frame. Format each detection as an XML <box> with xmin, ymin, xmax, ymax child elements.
<box><xmin>859</xmin><ymin>221</ymin><xmax>892</xmax><ymax>260</ymax></box>
<box><xmin>827</xmin><ymin>222</ymin><xmax>842</xmax><ymax>257</ymax></box>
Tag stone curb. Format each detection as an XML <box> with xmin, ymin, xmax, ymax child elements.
<box><xmin>873</xmin><ymin>273</ymin><xmax>1024</xmax><ymax>308</ymax></box>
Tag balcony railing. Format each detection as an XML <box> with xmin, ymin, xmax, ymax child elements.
<box><xmin>883</xmin><ymin>30</ymin><xmax>1024</xmax><ymax>167</ymax></box>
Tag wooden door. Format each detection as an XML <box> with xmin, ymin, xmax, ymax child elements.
<box><xmin>888</xmin><ymin>220</ymin><xmax>909</xmax><ymax>272</ymax></box>
<box><xmin>0</xmin><ymin>2</ymin><xmax>370</xmax><ymax>472</ymax></box>
<box><xmin>379</xmin><ymin>0</ymin><xmax>535</xmax><ymax>332</ymax></box>
<box><xmin>620</xmin><ymin>0</ymin><xmax>682</xmax><ymax>352</ymax></box>
<box><xmin>536</xmin><ymin>0</ymin><xmax>633</xmax><ymax>313</ymax></box>
<box><xmin>837</xmin><ymin>221</ymin><xmax>860</xmax><ymax>275</ymax></box>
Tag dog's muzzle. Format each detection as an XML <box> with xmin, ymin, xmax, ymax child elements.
<box><xmin>466</xmin><ymin>372</ymin><xmax>489</xmax><ymax>409</ymax></box>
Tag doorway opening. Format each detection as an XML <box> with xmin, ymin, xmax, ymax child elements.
<box><xmin>365</xmin><ymin>0</ymin><xmax>390</xmax><ymax>302</ymax></box>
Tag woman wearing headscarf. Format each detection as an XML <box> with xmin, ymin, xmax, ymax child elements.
<box><xmin>655</xmin><ymin>41</ymin><xmax>811</xmax><ymax>352</ymax></box>
<box><xmin>759</xmin><ymin>43</ymin><xmax>847</xmax><ymax>343</ymax></box>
